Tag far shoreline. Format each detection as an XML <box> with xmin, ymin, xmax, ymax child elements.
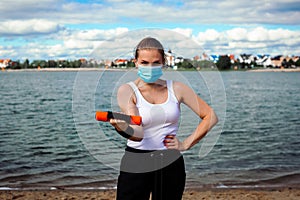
<box><xmin>1</xmin><ymin>67</ymin><xmax>300</xmax><ymax>72</ymax></box>
<box><xmin>2</xmin><ymin>67</ymin><xmax>127</xmax><ymax>72</ymax></box>
<box><xmin>247</xmin><ymin>68</ymin><xmax>300</xmax><ymax>72</ymax></box>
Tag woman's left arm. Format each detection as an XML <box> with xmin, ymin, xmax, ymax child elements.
<box><xmin>165</xmin><ymin>81</ymin><xmax>218</xmax><ymax>151</ymax></box>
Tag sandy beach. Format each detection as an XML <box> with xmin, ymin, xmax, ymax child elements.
<box><xmin>247</xmin><ymin>68</ymin><xmax>300</xmax><ymax>72</ymax></box>
<box><xmin>1</xmin><ymin>188</ymin><xmax>300</xmax><ymax>200</ymax></box>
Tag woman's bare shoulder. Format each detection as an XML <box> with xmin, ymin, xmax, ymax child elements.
<box><xmin>118</xmin><ymin>82</ymin><xmax>133</xmax><ymax>92</ymax></box>
<box><xmin>172</xmin><ymin>81</ymin><xmax>193</xmax><ymax>102</ymax></box>
<box><xmin>118</xmin><ymin>83</ymin><xmax>137</xmax><ymax>104</ymax></box>
<box><xmin>173</xmin><ymin>81</ymin><xmax>191</xmax><ymax>91</ymax></box>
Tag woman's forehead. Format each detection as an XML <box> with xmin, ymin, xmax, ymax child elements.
<box><xmin>137</xmin><ymin>49</ymin><xmax>162</xmax><ymax>58</ymax></box>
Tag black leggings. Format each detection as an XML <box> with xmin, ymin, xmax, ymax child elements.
<box><xmin>116</xmin><ymin>146</ymin><xmax>186</xmax><ymax>200</ymax></box>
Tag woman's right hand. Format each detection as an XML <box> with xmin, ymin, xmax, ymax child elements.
<box><xmin>110</xmin><ymin>118</ymin><xmax>129</xmax><ymax>132</ymax></box>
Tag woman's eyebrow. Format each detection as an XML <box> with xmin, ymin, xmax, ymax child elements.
<box><xmin>140</xmin><ymin>59</ymin><xmax>161</xmax><ymax>63</ymax></box>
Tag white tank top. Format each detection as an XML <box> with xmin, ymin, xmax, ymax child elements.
<box><xmin>127</xmin><ymin>80</ymin><xmax>180</xmax><ymax>150</ymax></box>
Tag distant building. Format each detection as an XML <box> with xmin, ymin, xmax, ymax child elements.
<box><xmin>104</xmin><ymin>59</ymin><xmax>112</xmax><ymax>68</ymax></box>
<box><xmin>201</xmin><ymin>52</ymin><xmax>210</xmax><ymax>60</ymax></box>
<box><xmin>209</xmin><ymin>55</ymin><xmax>220</xmax><ymax>63</ymax></box>
<box><xmin>193</xmin><ymin>55</ymin><xmax>200</xmax><ymax>61</ymax></box>
<box><xmin>0</xmin><ymin>59</ymin><xmax>10</xmax><ymax>68</ymax></box>
<box><xmin>165</xmin><ymin>49</ymin><xmax>175</xmax><ymax>67</ymax></box>
<box><xmin>237</xmin><ymin>54</ymin><xmax>254</xmax><ymax>65</ymax></box>
<box><xmin>114</xmin><ymin>59</ymin><xmax>128</xmax><ymax>66</ymax></box>
<box><xmin>228</xmin><ymin>54</ymin><xmax>235</xmax><ymax>64</ymax></box>
<box><xmin>256</xmin><ymin>55</ymin><xmax>272</xmax><ymax>67</ymax></box>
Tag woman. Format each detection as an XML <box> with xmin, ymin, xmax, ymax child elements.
<box><xmin>110</xmin><ymin>37</ymin><xmax>218</xmax><ymax>200</ymax></box>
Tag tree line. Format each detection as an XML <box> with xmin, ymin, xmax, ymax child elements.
<box><xmin>6</xmin><ymin>59</ymin><xmax>97</xmax><ymax>69</ymax></box>
<box><xmin>4</xmin><ymin>55</ymin><xmax>300</xmax><ymax>70</ymax></box>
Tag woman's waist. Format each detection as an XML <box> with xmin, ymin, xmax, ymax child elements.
<box><xmin>125</xmin><ymin>145</ymin><xmax>159</xmax><ymax>153</ymax></box>
<box><xmin>125</xmin><ymin>145</ymin><xmax>181</xmax><ymax>156</ymax></box>
<box><xmin>126</xmin><ymin>129</ymin><xmax>177</xmax><ymax>150</ymax></box>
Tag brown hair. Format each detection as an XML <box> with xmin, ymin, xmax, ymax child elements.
<box><xmin>134</xmin><ymin>37</ymin><xmax>166</xmax><ymax>64</ymax></box>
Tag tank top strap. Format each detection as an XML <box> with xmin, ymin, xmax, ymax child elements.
<box><xmin>166</xmin><ymin>80</ymin><xmax>179</xmax><ymax>103</ymax></box>
<box><xmin>127</xmin><ymin>82</ymin><xmax>141</xmax><ymax>105</ymax></box>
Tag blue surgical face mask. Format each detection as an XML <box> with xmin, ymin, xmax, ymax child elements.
<box><xmin>137</xmin><ymin>66</ymin><xmax>163</xmax><ymax>83</ymax></box>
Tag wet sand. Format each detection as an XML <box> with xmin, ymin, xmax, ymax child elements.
<box><xmin>247</xmin><ymin>68</ymin><xmax>300</xmax><ymax>72</ymax></box>
<box><xmin>1</xmin><ymin>187</ymin><xmax>300</xmax><ymax>200</ymax></box>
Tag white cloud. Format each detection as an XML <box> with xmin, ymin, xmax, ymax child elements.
<box><xmin>247</xmin><ymin>27</ymin><xmax>269</xmax><ymax>42</ymax></box>
<box><xmin>1</xmin><ymin>0</ymin><xmax>299</xmax><ymax>25</ymax></box>
<box><xmin>192</xmin><ymin>26</ymin><xmax>300</xmax><ymax>56</ymax></box>
<box><xmin>0</xmin><ymin>19</ymin><xmax>63</xmax><ymax>35</ymax></box>
<box><xmin>2</xmin><ymin>26</ymin><xmax>300</xmax><ymax>60</ymax></box>
<box><xmin>0</xmin><ymin>0</ymin><xmax>299</xmax><ymax>59</ymax></box>
<box><xmin>171</xmin><ymin>28</ymin><xmax>193</xmax><ymax>38</ymax></box>
<box><xmin>64</xmin><ymin>28</ymin><xmax>129</xmax><ymax>42</ymax></box>
<box><xmin>9</xmin><ymin>27</ymin><xmax>130</xmax><ymax>60</ymax></box>
<box><xmin>61</xmin><ymin>28</ymin><xmax>129</xmax><ymax>50</ymax></box>
<box><xmin>64</xmin><ymin>39</ymin><xmax>93</xmax><ymax>49</ymax></box>
<box><xmin>196</xmin><ymin>29</ymin><xmax>222</xmax><ymax>42</ymax></box>
<box><xmin>226</xmin><ymin>28</ymin><xmax>248</xmax><ymax>41</ymax></box>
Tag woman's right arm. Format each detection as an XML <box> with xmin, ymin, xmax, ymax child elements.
<box><xmin>110</xmin><ymin>83</ymin><xmax>144</xmax><ymax>141</ymax></box>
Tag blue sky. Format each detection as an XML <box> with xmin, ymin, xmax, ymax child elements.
<box><xmin>0</xmin><ymin>0</ymin><xmax>300</xmax><ymax>61</ymax></box>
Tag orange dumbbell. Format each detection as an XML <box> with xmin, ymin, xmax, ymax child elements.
<box><xmin>95</xmin><ymin>111</ymin><xmax>142</xmax><ymax>126</ymax></box>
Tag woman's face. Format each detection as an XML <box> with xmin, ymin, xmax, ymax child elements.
<box><xmin>136</xmin><ymin>49</ymin><xmax>163</xmax><ymax>67</ymax></box>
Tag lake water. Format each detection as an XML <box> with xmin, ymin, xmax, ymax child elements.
<box><xmin>0</xmin><ymin>70</ymin><xmax>299</xmax><ymax>190</ymax></box>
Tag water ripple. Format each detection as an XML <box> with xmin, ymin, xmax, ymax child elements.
<box><xmin>0</xmin><ymin>71</ymin><xmax>299</xmax><ymax>189</ymax></box>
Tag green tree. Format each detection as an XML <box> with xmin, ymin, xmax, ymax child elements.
<box><xmin>198</xmin><ymin>60</ymin><xmax>215</xmax><ymax>69</ymax></box>
<box><xmin>281</xmin><ymin>58</ymin><xmax>288</xmax><ymax>68</ymax></box>
<box><xmin>295</xmin><ymin>58</ymin><xmax>300</xmax><ymax>67</ymax></box>
<box><xmin>58</xmin><ymin>60</ymin><xmax>70</xmax><ymax>68</ymax></box>
<box><xmin>217</xmin><ymin>55</ymin><xmax>231</xmax><ymax>70</ymax></box>
<box><xmin>74</xmin><ymin>60</ymin><xmax>82</xmax><ymax>68</ymax></box>
<box><xmin>23</xmin><ymin>59</ymin><xmax>29</xmax><ymax>69</ymax></box>
<box><xmin>288</xmin><ymin>59</ymin><xmax>295</xmax><ymax>68</ymax></box>
<box><xmin>10</xmin><ymin>61</ymin><xmax>21</xmax><ymax>69</ymax></box>
<box><xmin>30</xmin><ymin>60</ymin><xmax>41</xmax><ymax>68</ymax></box>
<box><xmin>177</xmin><ymin>59</ymin><xmax>194</xmax><ymax>69</ymax></box>
<box><xmin>39</xmin><ymin>60</ymin><xmax>48</xmax><ymax>68</ymax></box>
<box><xmin>126</xmin><ymin>61</ymin><xmax>135</xmax><ymax>68</ymax></box>
<box><xmin>48</xmin><ymin>60</ymin><xmax>57</xmax><ymax>68</ymax></box>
